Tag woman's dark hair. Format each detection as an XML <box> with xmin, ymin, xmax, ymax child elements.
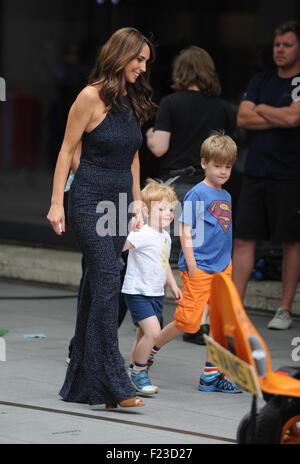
<box><xmin>89</xmin><ymin>27</ymin><xmax>157</xmax><ymax>124</ymax></box>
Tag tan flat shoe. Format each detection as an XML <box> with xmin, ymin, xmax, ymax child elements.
<box><xmin>105</xmin><ymin>396</ymin><xmax>145</xmax><ymax>409</ymax></box>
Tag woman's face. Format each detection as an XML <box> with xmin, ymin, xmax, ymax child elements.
<box><xmin>123</xmin><ymin>43</ymin><xmax>150</xmax><ymax>83</ymax></box>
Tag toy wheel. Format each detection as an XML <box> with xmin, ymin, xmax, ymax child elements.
<box><xmin>236</xmin><ymin>411</ymin><xmax>253</xmax><ymax>443</ymax></box>
<box><xmin>254</xmin><ymin>397</ymin><xmax>300</xmax><ymax>444</ymax></box>
<box><xmin>280</xmin><ymin>413</ymin><xmax>300</xmax><ymax>444</ymax></box>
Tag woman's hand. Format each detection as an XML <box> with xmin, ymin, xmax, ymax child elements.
<box><xmin>130</xmin><ymin>210</ymin><xmax>144</xmax><ymax>231</ymax></box>
<box><xmin>130</xmin><ymin>201</ymin><xmax>144</xmax><ymax>231</ymax></box>
<box><xmin>46</xmin><ymin>204</ymin><xmax>65</xmax><ymax>236</ymax></box>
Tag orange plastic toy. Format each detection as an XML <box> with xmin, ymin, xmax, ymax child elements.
<box><xmin>206</xmin><ymin>272</ymin><xmax>300</xmax><ymax>444</ymax></box>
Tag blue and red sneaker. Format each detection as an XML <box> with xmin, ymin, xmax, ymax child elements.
<box><xmin>198</xmin><ymin>372</ymin><xmax>243</xmax><ymax>393</ymax></box>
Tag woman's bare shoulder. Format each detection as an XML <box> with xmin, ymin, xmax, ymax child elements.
<box><xmin>76</xmin><ymin>85</ymin><xmax>104</xmax><ymax>107</ymax></box>
<box><xmin>70</xmin><ymin>85</ymin><xmax>105</xmax><ymax>118</ymax></box>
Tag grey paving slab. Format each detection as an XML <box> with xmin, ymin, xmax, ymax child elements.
<box><xmin>0</xmin><ymin>278</ymin><xmax>299</xmax><ymax>445</ymax></box>
<box><xmin>0</xmin><ymin>405</ymin><xmax>225</xmax><ymax>445</ymax></box>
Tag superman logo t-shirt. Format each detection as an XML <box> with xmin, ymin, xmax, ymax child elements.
<box><xmin>207</xmin><ymin>200</ymin><xmax>232</xmax><ymax>233</ymax></box>
<box><xmin>178</xmin><ymin>182</ymin><xmax>232</xmax><ymax>273</ymax></box>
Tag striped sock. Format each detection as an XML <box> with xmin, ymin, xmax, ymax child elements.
<box><xmin>147</xmin><ymin>345</ymin><xmax>160</xmax><ymax>368</ymax></box>
<box><xmin>204</xmin><ymin>362</ymin><xmax>220</xmax><ymax>379</ymax></box>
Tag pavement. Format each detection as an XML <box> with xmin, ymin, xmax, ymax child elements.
<box><xmin>1</xmin><ymin>277</ymin><xmax>300</xmax><ymax>447</ymax></box>
<box><xmin>1</xmin><ymin>145</ymin><xmax>299</xmax><ymax>451</ymax></box>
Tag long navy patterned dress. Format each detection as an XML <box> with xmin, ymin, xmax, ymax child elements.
<box><xmin>59</xmin><ymin>95</ymin><xmax>142</xmax><ymax>405</ymax></box>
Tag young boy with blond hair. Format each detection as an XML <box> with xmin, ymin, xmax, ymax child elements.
<box><xmin>122</xmin><ymin>180</ymin><xmax>182</xmax><ymax>395</ymax></box>
<box><xmin>148</xmin><ymin>130</ymin><xmax>243</xmax><ymax>393</ymax></box>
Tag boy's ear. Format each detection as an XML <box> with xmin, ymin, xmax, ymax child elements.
<box><xmin>200</xmin><ymin>158</ymin><xmax>206</xmax><ymax>170</ymax></box>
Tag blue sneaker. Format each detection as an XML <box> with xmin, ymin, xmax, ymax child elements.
<box><xmin>130</xmin><ymin>369</ymin><xmax>159</xmax><ymax>395</ymax></box>
<box><xmin>198</xmin><ymin>372</ymin><xmax>243</xmax><ymax>393</ymax></box>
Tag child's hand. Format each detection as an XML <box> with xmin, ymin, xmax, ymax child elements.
<box><xmin>188</xmin><ymin>266</ymin><xmax>198</xmax><ymax>278</ymax></box>
<box><xmin>171</xmin><ymin>285</ymin><xmax>183</xmax><ymax>303</ymax></box>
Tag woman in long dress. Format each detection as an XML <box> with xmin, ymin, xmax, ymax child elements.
<box><xmin>46</xmin><ymin>28</ymin><xmax>157</xmax><ymax>408</ymax></box>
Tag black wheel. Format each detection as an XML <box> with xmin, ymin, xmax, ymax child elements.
<box><xmin>253</xmin><ymin>397</ymin><xmax>300</xmax><ymax>444</ymax></box>
<box><xmin>236</xmin><ymin>411</ymin><xmax>253</xmax><ymax>443</ymax></box>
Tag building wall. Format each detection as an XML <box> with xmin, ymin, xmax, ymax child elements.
<box><xmin>0</xmin><ymin>0</ymin><xmax>299</xmax><ymax>247</ymax></box>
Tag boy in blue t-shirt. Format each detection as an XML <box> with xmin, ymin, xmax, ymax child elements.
<box><xmin>148</xmin><ymin>130</ymin><xmax>242</xmax><ymax>393</ymax></box>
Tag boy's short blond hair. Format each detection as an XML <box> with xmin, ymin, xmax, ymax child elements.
<box><xmin>201</xmin><ymin>130</ymin><xmax>237</xmax><ymax>165</ymax></box>
<box><xmin>142</xmin><ymin>179</ymin><xmax>177</xmax><ymax>211</ymax></box>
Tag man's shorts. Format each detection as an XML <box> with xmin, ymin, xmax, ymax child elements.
<box><xmin>174</xmin><ymin>264</ymin><xmax>232</xmax><ymax>334</ymax></box>
<box><xmin>124</xmin><ymin>294</ymin><xmax>163</xmax><ymax>327</ymax></box>
<box><xmin>234</xmin><ymin>176</ymin><xmax>300</xmax><ymax>243</ymax></box>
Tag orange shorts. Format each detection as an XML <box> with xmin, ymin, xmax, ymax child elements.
<box><xmin>174</xmin><ymin>264</ymin><xmax>232</xmax><ymax>334</ymax></box>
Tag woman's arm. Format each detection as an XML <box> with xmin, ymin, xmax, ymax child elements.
<box><xmin>131</xmin><ymin>151</ymin><xmax>142</xmax><ymax>202</ymax></box>
<box><xmin>47</xmin><ymin>87</ymin><xmax>102</xmax><ymax>235</ymax></box>
<box><xmin>70</xmin><ymin>141</ymin><xmax>82</xmax><ymax>174</ymax></box>
<box><xmin>130</xmin><ymin>151</ymin><xmax>144</xmax><ymax>229</ymax></box>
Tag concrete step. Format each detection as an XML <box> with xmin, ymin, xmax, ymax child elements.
<box><xmin>0</xmin><ymin>243</ymin><xmax>299</xmax><ymax>316</ymax></box>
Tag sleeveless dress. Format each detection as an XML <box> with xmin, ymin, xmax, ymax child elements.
<box><xmin>59</xmin><ymin>95</ymin><xmax>142</xmax><ymax>405</ymax></box>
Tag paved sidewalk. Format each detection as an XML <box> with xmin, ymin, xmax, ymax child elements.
<box><xmin>0</xmin><ymin>278</ymin><xmax>299</xmax><ymax>445</ymax></box>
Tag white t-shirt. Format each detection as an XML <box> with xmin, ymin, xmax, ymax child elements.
<box><xmin>121</xmin><ymin>224</ymin><xmax>171</xmax><ymax>296</ymax></box>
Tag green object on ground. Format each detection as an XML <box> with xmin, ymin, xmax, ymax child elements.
<box><xmin>0</xmin><ymin>330</ymin><xmax>8</xmax><ymax>337</ymax></box>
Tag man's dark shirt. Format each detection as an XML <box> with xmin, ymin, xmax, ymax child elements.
<box><xmin>242</xmin><ymin>70</ymin><xmax>300</xmax><ymax>180</ymax></box>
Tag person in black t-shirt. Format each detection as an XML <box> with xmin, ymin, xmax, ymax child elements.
<box><xmin>146</xmin><ymin>46</ymin><xmax>234</xmax><ymax>263</ymax></box>
<box><xmin>232</xmin><ymin>20</ymin><xmax>300</xmax><ymax>331</ymax></box>
<box><xmin>146</xmin><ymin>46</ymin><xmax>233</xmax><ymax>178</ymax></box>
<box><xmin>146</xmin><ymin>46</ymin><xmax>235</xmax><ymax>345</ymax></box>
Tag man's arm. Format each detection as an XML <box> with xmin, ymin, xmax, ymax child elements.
<box><xmin>255</xmin><ymin>100</ymin><xmax>300</xmax><ymax>128</ymax></box>
<box><xmin>237</xmin><ymin>101</ymin><xmax>274</xmax><ymax>130</ymax></box>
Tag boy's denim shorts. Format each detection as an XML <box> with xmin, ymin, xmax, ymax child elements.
<box><xmin>124</xmin><ymin>294</ymin><xmax>164</xmax><ymax>327</ymax></box>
